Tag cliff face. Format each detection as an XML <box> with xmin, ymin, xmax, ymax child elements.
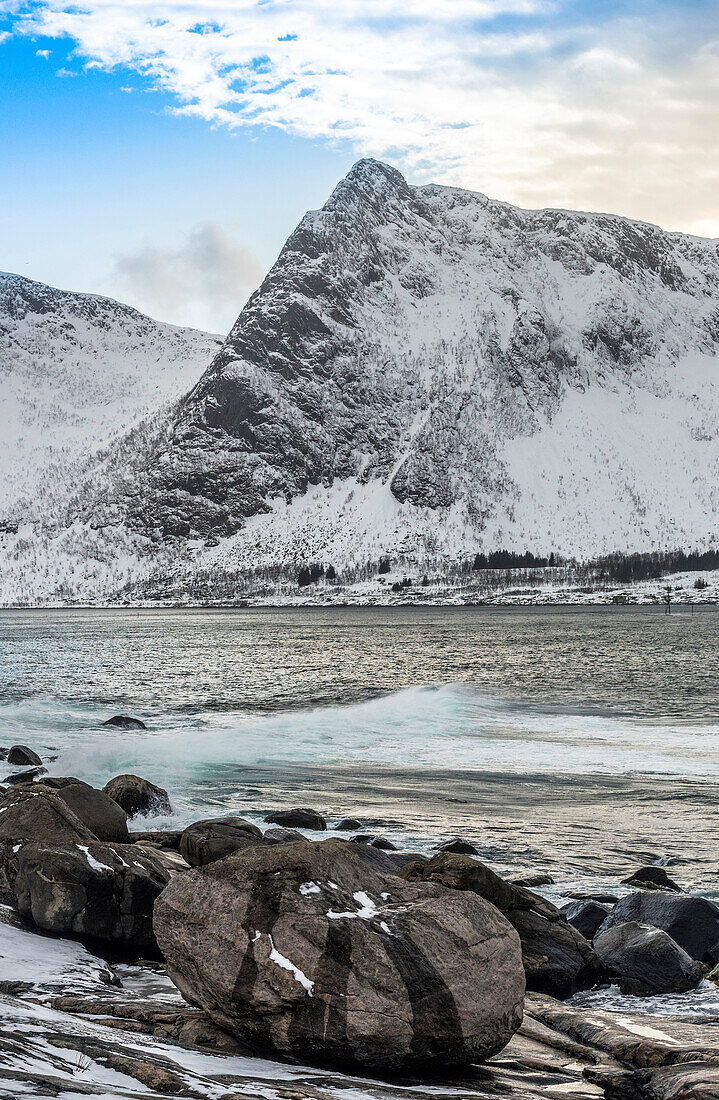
<box><xmin>92</xmin><ymin>158</ymin><xmax>719</xmax><ymax>560</ymax></box>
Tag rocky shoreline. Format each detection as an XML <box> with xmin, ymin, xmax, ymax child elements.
<box><xmin>2</xmin><ymin>741</ymin><xmax>719</xmax><ymax>1098</ymax></box>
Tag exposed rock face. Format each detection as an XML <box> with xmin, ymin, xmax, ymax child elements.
<box><xmin>103</xmin><ymin>716</ymin><xmax>147</xmax><ymax>730</ymax></box>
<box><xmin>47</xmin><ymin>780</ymin><xmax>129</xmax><ymax>843</ymax></box>
<box><xmin>597</xmin><ymin>891</ymin><xmax>719</xmax><ymax>964</ymax></box>
<box><xmin>403</xmin><ymin>852</ymin><xmax>601</xmax><ymax>998</ymax></box>
<box><xmin>76</xmin><ymin>158</ymin><xmax>719</xmax><ymax>572</ymax></box>
<box><xmin>154</xmin><ymin>839</ymin><xmax>524</xmax><ymax>1072</ymax></box>
<box><xmin>103</xmin><ymin>774</ymin><xmax>172</xmax><ymax>819</ymax></box>
<box><xmin>179</xmin><ymin>817</ymin><xmax>264</xmax><ymax>867</ymax></box>
<box><xmin>0</xmin><ymin>786</ymin><xmax>96</xmax><ymax>848</ymax></box>
<box><xmin>7</xmin><ymin>746</ymin><xmax>42</xmax><ymax>767</ymax></box>
<box><xmin>561</xmin><ymin>899</ymin><xmax>611</xmax><ymax>940</ymax></box>
<box><xmin>594</xmin><ymin>921</ymin><xmax>703</xmax><ymax>996</ymax></box>
<box><xmin>435</xmin><ymin>837</ymin><xmax>480</xmax><ymax>855</ymax></box>
<box><xmin>265</xmin><ymin>808</ymin><xmax>327</xmax><ymax>831</ymax></box>
<box><xmin>621</xmin><ymin>867</ymin><xmax>682</xmax><ymax>892</ymax></box>
<box><xmin>14</xmin><ymin>841</ymin><xmax>170</xmax><ymax>951</ymax></box>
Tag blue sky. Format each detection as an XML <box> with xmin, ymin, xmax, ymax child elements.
<box><xmin>1</xmin><ymin>1</ymin><xmax>717</xmax><ymax>332</ymax></box>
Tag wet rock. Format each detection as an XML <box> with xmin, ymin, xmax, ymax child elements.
<box><xmin>154</xmin><ymin>838</ymin><xmax>525</xmax><ymax>1073</ymax></box>
<box><xmin>179</xmin><ymin>817</ymin><xmax>264</xmax><ymax>867</ymax></box>
<box><xmin>561</xmin><ymin>899</ymin><xmax>611</xmax><ymax>941</ymax></box>
<box><xmin>263</xmin><ymin>827</ymin><xmax>309</xmax><ymax>845</ymax></box>
<box><xmin>264</xmin><ymin>807</ymin><xmax>327</xmax><ymax>831</ymax></box>
<box><xmin>3</xmin><ymin>767</ymin><xmax>46</xmax><ymax>785</ymax></box>
<box><xmin>14</xmin><ymin>840</ymin><xmax>170</xmax><ymax>951</ymax></box>
<box><xmin>0</xmin><ymin>785</ymin><xmax>95</xmax><ymax>848</ymax></box>
<box><xmin>102</xmin><ymin>716</ymin><xmax>147</xmax><ymax>730</ymax></box>
<box><xmin>130</xmin><ymin>830</ymin><xmax>183</xmax><ymax>850</ymax></box>
<box><xmin>7</xmin><ymin>746</ymin><xmax>42</xmax><ymax>767</ymax></box>
<box><xmin>509</xmin><ymin>872</ymin><xmax>555</xmax><ymax>888</ymax></box>
<box><xmin>435</xmin><ymin>836</ymin><xmax>479</xmax><ymax>855</ymax></box>
<box><xmin>594</xmin><ymin>921</ymin><xmax>703</xmax><ymax>996</ymax></box>
<box><xmin>385</xmin><ymin>851</ymin><xmax>428</xmax><ymax>869</ymax></box>
<box><xmin>334</xmin><ymin>817</ymin><xmax>362</xmax><ymax>831</ymax></box>
<box><xmin>46</xmin><ymin>779</ymin><xmax>129</xmax><ymax>843</ymax></box>
<box><xmin>103</xmin><ymin>774</ymin><xmax>172</xmax><ymax>819</ymax></box>
<box><xmin>621</xmin><ymin>866</ymin><xmax>682</xmax><ymax>892</ymax></box>
<box><xmin>597</xmin><ymin>891</ymin><xmax>719</xmax><ymax>963</ymax></box>
<box><xmin>402</xmin><ymin>853</ymin><xmax>601</xmax><ymax>999</ymax></box>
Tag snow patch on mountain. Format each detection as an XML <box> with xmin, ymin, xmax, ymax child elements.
<box><xmin>0</xmin><ymin>271</ymin><xmax>220</xmax><ymax>513</ymax></box>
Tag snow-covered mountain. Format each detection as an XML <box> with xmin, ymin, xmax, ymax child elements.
<box><xmin>78</xmin><ymin>158</ymin><xmax>719</xmax><ymax>573</ymax></box>
<box><xmin>0</xmin><ymin>272</ymin><xmax>220</xmax><ymax>513</ymax></box>
<box><xmin>3</xmin><ymin>160</ymin><xmax>719</xmax><ymax>604</ymax></box>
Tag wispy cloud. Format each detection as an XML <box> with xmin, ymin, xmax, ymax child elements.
<box><xmin>8</xmin><ymin>1</ymin><xmax>719</xmax><ymax>232</ymax></box>
<box><xmin>112</xmin><ymin>222</ymin><xmax>263</xmax><ymax>333</ymax></box>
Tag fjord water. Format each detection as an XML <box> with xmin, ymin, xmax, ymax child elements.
<box><xmin>1</xmin><ymin>606</ymin><xmax>718</xmax><ymax>898</ymax></box>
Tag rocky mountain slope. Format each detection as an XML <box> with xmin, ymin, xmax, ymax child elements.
<box><xmin>76</xmin><ymin>158</ymin><xmax>719</xmax><ymax>576</ymax></box>
<box><xmin>0</xmin><ymin>272</ymin><xmax>220</xmax><ymax>513</ymax></box>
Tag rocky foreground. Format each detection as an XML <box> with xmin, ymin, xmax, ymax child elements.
<box><xmin>1</xmin><ymin>740</ymin><xmax>719</xmax><ymax>1098</ymax></box>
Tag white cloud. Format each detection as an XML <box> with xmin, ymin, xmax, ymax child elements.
<box><xmin>9</xmin><ymin>1</ymin><xmax>719</xmax><ymax>231</ymax></box>
<box><xmin>112</xmin><ymin>221</ymin><xmax>263</xmax><ymax>333</ymax></box>
<box><xmin>35</xmin><ymin>47</ymin><xmax>51</xmax><ymax>57</ymax></box>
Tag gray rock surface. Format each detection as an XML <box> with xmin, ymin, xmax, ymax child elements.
<box><xmin>14</xmin><ymin>840</ymin><xmax>170</xmax><ymax>950</ymax></box>
<box><xmin>154</xmin><ymin>838</ymin><xmax>525</xmax><ymax>1072</ymax></box>
<box><xmin>103</xmin><ymin>774</ymin><xmax>172</xmax><ymax>818</ymax></box>
<box><xmin>597</xmin><ymin>890</ymin><xmax>719</xmax><ymax>963</ymax></box>
<box><xmin>264</xmin><ymin>808</ymin><xmax>327</xmax><ymax>830</ymax></box>
<box><xmin>179</xmin><ymin>817</ymin><xmax>264</xmax><ymax>867</ymax></box>
<box><xmin>593</xmin><ymin>920</ymin><xmax>703</xmax><ymax>995</ymax></box>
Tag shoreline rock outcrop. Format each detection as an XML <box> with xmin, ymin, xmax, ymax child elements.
<box><xmin>154</xmin><ymin>838</ymin><xmax>525</xmax><ymax>1072</ymax></box>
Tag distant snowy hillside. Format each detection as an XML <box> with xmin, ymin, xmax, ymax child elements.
<box><xmin>82</xmin><ymin>159</ymin><xmax>719</xmax><ymax>570</ymax></box>
<box><xmin>0</xmin><ymin>272</ymin><xmax>220</xmax><ymax>513</ymax></box>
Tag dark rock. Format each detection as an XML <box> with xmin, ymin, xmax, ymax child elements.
<box><xmin>508</xmin><ymin>907</ymin><xmax>602</xmax><ymax>999</ymax></box>
<box><xmin>49</xmin><ymin>780</ymin><xmax>129</xmax><ymax>843</ymax></box>
<box><xmin>264</xmin><ymin>807</ymin><xmax>326</xmax><ymax>831</ymax></box>
<box><xmin>3</xmin><ymin>767</ymin><xmax>46</xmax><ymax>785</ymax></box>
<box><xmin>402</xmin><ymin>852</ymin><xmax>601</xmax><ymax>999</ymax></box>
<box><xmin>14</xmin><ymin>840</ymin><xmax>170</xmax><ymax>951</ymax></box>
<box><xmin>385</xmin><ymin>851</ymin><xmax>428</xmax><ymax>869</ymax></box>
<box><xmin>0</xmin><ymin>785</ymin><xmax>95</xmax><ymax>848</ymax></box>
<box><xmin>263</xmin><ymin>827</ymin><xmax>309</xmax><ymax>845</ymax></box>
<box><xmin>103</xmin><ymin>716</ymin><xmax>147</xmax><ymax>730</ymax></box>
<box><xmin>180</xmin><ymin>817</ymin><xmax>264</xmax><ymax>867</ymax></box>
<box><xmin>154</xmin><ymin>838</ymin><xmax>525</xmax><ymax>1072</ymax></box>
<box><xmin>597</xmin><ymin>891</ymin><xmax>719</xmax><ymax>964</ymax></box>
<box><xmin>565</xmin><ymin>891</ymin><xmax>619</xmax><ymax>903</ymax></box>
<box><xmin>130</xmin><ymin>830</ymin><xmax>183</xmax><ymax>850</ymax></box>
<box><xmin>621</xmin><ymin>866</ymin><xmax>682</xmax><ymax>892</ymax></box>
<box><xmin>560</xmin><ymin>899</ymin><xmax>611</xmax><ymax>941</ymax></box>
<box><xmin>334</xmin><ymin>817</ymin><xmax>362</xmax><ymax>831</ymax></box>
<box><xmin>7</xmin><ymin>746</ymin><xmax>42</xmax><ymax>767</ymax></box>
<box><xmin>509</xmin><ymin>872</ymin><xmax>555</xmax><ymax>888</ymax></box>
<box><xmin>103</xmin><ymin>774</ymin><xmax>172</xmax><ymax>818</ymax></box>
<box><xmin>435</xmin><ymin>837</ymin><xmax>479</xmax><ymax>855</ymax></box>
<box><xmin>594</xmin><ymin>921</ymin><xmax>703</xmax><ymax>996</ymax></box>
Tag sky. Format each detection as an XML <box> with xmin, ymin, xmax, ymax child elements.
<box><xmin>1</xmin><ymin>0</ymin><xmax>717</xmax><ymax>334</ymax></box>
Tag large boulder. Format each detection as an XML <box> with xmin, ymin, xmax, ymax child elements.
<box><xmin>560</xmin><ymin>899</ymin><xmax>611</xmax><ymax>940</ymax></box>
<box><xmin>3</xmin><ymin>767</ymin><xmax>46</xmax><ymax>785</ymax></box>
<box><xmin>265</xmin><ymin>808</ymin><xmax>326</xmax><ymax>831</ymax></box>
<box><xmin>403</xmin><ymin>853</ymin><xmax>601</xmax><ymax>999</ymax></box>
<box><xmin>597</xmin><ymin>891</ymin><xmax>719</xmax><ymax>964</ymax></box>
<box><xmin>7</xmin><ymin>746</ymin><xmax>42</xmax><ymax>767</ymax></box>
<box><xmin>154</xmin><ymin>839</ymin><xmax>524</xmax><ymax>1072</ymax></box>
<box><xmin>180</xmin><ymin>817</ymin><xmax>264</xmax><ymax>867</ymax></box>
<box><xmin>103</xmin><ymin>774</ymin><xmax>172</xmax><ymax>818</ymax></box>
<box><xmin>44</xmin><ymin>779</ymin><xmax>129</xmax><ymax>842</ymax></box>
<box><xmin>594</xmin><ymin>921</ymin><xmax>703</xmax><ymax>996</ymax></box>
<box><xmin>14</xmin><ymin>841</ymin><xmax>170</xmax><ymax>951</ymax></box>
<box><xmin>0</xmin><ymin>785</ymin><xmax>95</xmax><ymax>847</ymax></box>
<box><xmin>435</xmin><ymin>837</ymin><xmax>480</xmax><ymax>855</ymax></box>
